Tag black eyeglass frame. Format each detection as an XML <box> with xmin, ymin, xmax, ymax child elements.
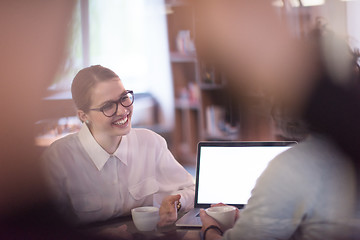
<box><xmin>89</xmin><ymin>90</ymin><xmax>134</xmax><ymax>117</ymax></box>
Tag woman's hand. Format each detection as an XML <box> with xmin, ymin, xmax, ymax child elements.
<box><xmin>157</xmin><ymin>194</ymin><xmax>181</xmax><ymax>227</ymax></box>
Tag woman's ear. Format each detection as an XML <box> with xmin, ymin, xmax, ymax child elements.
<box><xmin>77</xmin><ymin>110</ymin><xmax>88</xmax><ymax>123</ymax></box>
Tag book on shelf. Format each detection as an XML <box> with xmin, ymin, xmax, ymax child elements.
<box><xmin>206</xmin><ymin>105</ymin><xmax>225</xmax><ymax>137</ymax></box>
<box><xmin>206</xmin><ymin>105</ymin><xmax>239</xmax><ymax>139</ymax></box>
<box><xmin>176</xmin><ymin>83</ymin><xmax>200</xmax><ymax>108</ymax></box>
<box><xmin>176</xmin><ymin>30</ymin><xmax>195</xmax><ymax>55</ymax></box>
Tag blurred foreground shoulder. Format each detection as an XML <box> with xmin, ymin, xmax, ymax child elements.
<box><xmin>43</xmin><ymin>133</ymin><xmax>78</xmax><ymax>154</ymax></box>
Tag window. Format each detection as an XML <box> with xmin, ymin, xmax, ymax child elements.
<box><xmin>49</xmin><ymin>0</ymin><xmax>174</xmax><ymax>130</ymax></box>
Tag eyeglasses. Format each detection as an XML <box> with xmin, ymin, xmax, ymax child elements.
<box><xmin>90</xmin><ymin>90</ymin><xmax>134</xmax><ymax>117</ymax></box>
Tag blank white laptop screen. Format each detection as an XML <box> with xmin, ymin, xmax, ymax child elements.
<box><xmin>195</xmin><ymin>142</ymin><xmax>294</xmax><ymax>207</ymax></box>
<box><xmin>175</xmin><ymin>141</ymin><xmax>296</xmax><ymax>227</ymax></box>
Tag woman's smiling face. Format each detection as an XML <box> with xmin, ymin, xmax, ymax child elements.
<box><xmin>86</xmin><ymin>78</ymin><xmax>133</xmax><ymax>139</ymax></box>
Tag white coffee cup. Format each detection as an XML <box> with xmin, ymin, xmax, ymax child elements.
<box><xmin>205</xmin><ymin>205</ymin><xmax>237</xmax><ymax>230</ymax></box>
<box><xmin>131</xmin><ymin>206</ymin><xmax>160</xmax><ymax>231</ymax></box>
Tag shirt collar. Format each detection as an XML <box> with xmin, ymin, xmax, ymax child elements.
<box><xmin>114</xmin><ymin>135</ymin><xmax>128</xmax><ymax>166</ymax></box>
<box><xmin>78</xmin><ymin>123</ymin><xmax>128</xmax><ymax>171</ymax></box>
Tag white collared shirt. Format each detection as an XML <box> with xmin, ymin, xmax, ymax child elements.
<box><xmin>42</xmin><ymin>124</ymin><xmax>195</xmax><ymax>224</ymax></box>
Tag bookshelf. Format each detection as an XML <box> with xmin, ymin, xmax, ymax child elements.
<box><xmin>165</xmin><ymin>1</ymin><xmax>345</xmax><ymax>163</ymax></box>
<box><xmin>166</xmin><ymin>0</ymin><xmax>242</xmax><ymax>165</ymax></box>
<box><xmin>166</xmin><ymin>0</ymin><xmax>198</xmax><ymax>164</ymax></box>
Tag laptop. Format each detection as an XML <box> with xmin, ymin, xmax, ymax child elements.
<box><xmin>176</xmin><ymin>141</ymin><xmax>296</xmax><ymax>227</ymax></box>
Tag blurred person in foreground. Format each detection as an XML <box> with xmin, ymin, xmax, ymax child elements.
<box><xmin>194</xmin><ymin>1</ymin><xmax>360</xmax><ymax>239</ymax></box>
<box><xmin>0</xmin><ymin>1</ymin><xmax>98</xmax><ymax>239</ymax></box>
<box><xmin>41</xmin><ymin>65</ymin><xmax>195</xmax><ymax>228</ymax></box>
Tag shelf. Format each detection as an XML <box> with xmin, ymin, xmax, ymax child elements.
<box><xmin>165</xmin><ymin>0</ymin><xmax>190</xmax><ymax>7</ymax></box>
<box><xmin>199</xmin><ymin>83</ymin><xmax>226</xmax><ymax>90</ymax></box>
<box><xmin>204</xmin><ymin>134</ymin><xmax>239</xmax><ymax>141</ymax></box>
<box><xmin>170</xmin><ymin>52</ymin><xmax>197</xmax><ymax>63</ymax></box>
<box><xmin>175</xmin><ymin>99</ymin><xmax>200</xmax><ymax>110</ymax></box>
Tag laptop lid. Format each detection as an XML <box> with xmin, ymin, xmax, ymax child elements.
<box><xmin>194</xmin><ymin>141</ymin><xmax>296</xmax><ymax>209</ymax></box>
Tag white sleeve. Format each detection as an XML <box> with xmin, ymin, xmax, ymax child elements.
<box><xmin>153</xmin><ymin>136</ymin><xmax>195</xmax><ymax>212</ymax></box>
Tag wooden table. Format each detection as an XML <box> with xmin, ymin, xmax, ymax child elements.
<box><xmin>82</xmin><ymin>215</ymin><xmax>202</xmax><ymax>240</ymax></box>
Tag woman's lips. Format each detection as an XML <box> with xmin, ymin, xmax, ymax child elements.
<box><xmin>112</xmin><ymin>112</ymin><xmax>131</xmax><ymax>127</ymax></box>
<box><xmin>113</xmin><ymin>116</ymin><xmax>128</xmax><ymax>125</ymax></box>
